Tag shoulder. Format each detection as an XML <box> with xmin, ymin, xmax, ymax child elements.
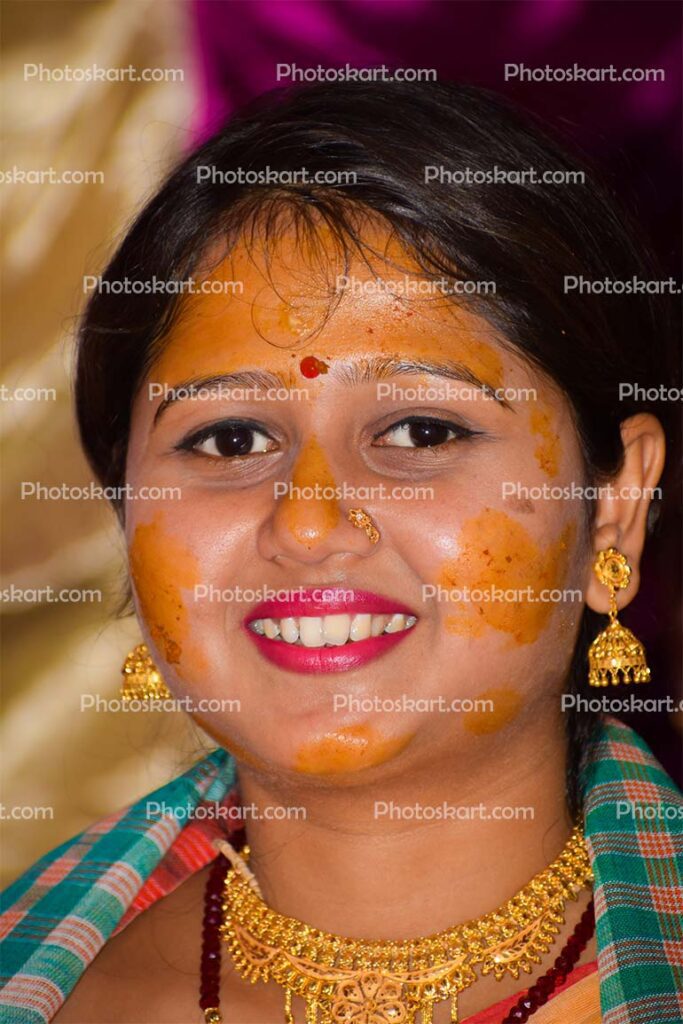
<box><xmin>51</xmin><ymin>863</ymin><xmax>212</xmax><ymax>1024</ymax></box>
<box><xmin>0</xmin><ymin>749</ymin><xmax>237</xmax><ymax>1022</ymax></box>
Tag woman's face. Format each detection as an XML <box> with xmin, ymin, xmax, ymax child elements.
<box><xmin>125</xmin><ymin>225</ymin><xmax>589</xmax><ymax>782</ymax></box>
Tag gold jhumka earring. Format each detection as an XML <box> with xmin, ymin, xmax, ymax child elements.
<box><xmin>347</xmin><ymin>508</ymin><xmax>380</xmax><ymax>544</ymax></box>
<box><xmin>120</xmin><ymin>643</ymin><xmax>172</xmax><ymax>700</ymax></box>
<box><xmin>587</xmin><ymin>547</ymin><xmax>650</xmax><ymax>687</ymax></box>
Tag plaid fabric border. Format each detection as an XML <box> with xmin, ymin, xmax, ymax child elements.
<box><xmin>0</xmin><ymin>749</ymin><xmax>236</xmax><ymax>1023</ymax></box>
<box><xmin>583</xmin><ymin>718</ymin><xmax>683</xmax><ymax>1024</ymax></box>
<box><xmin>1</xmin><ymin>719</ymin><xmax>681</xmax><ymax>1023</ymax></box>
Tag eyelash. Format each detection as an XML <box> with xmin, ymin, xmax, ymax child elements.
<box><xmin>373</xmin><ymin>416</ymin><xmax>477</xmax><ymax>448</ymax></box>
<box><xmin>175</xmin><ymin>419</ymin><xmax>276</xmax><ymax>458</ymax></box>
<box><xmin>176</xmin><ymin>415</ymin><xmax>477</xmax><ymax>459</ymax></box>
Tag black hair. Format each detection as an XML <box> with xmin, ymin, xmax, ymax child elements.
<box><xmin>76</xmin><ymin>81</ymin><xmax>677</xmax><ymax>818</ymax></box>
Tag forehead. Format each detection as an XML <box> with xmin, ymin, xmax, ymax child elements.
<box><xmin>149</xmin><ymin>224</ymin><xmax>511</xmax><ymax>388</ymax></box>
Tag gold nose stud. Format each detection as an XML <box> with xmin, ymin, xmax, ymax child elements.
<box><xmin>346</xmin><ymin>508</ymin><xmax>380</xmax><ymax>544</ymax></box>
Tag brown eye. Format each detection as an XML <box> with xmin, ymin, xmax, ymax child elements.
<box><xmin>378</xmin><ymin>419</ymin><xmax>459</xmax><ymax>449</ymax></box>
<box><xmin>194</xmin><ymin>424</ymin><xmax>275</xmax><ymax>458</ymax></box>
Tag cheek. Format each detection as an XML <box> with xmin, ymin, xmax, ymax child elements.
<box><xmin>294</xmin><ymin>725</ymin><xmax>414</xmax><ymax>775</ymax></box>
<box><xmin>129</xmin><ymin>513</ymin><xmax>205</xmax><ymax>671</ymax></box>
<box><xmin>529</xmin><ymin>403</ymin><xmax>561</xmax><ymax>478</ymax></box>
<box><xmin>437</xmin><ymin>509</ymin><xmax>575</xmax><ymax>646</ymax></box>
<box><xmin>463</xmin><ymin>687</ymin><xmax>523</xmax><ymax>735</ymax></box>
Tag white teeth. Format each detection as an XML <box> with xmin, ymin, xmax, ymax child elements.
<box><xmin>299</xmin><ymin>616</ymin><xmax>324</xmax><ymax>648</ymax></box>
<box><xmin>264</xmin><ymin>618</ymin><xmax>280</xmax><ymax>639</ymax></box>
<box><xmin>371</xmin><ymin>614</ymin><xmax>390</xmax><ymax>636</ymax></box>
<box><xmin>249</xmin><ymin>612</ymin><xmax>416</xmax><ymax>646</ymax></box>
<box><xmin>323</xmin><ymin>614</ymin><xmax>351</xmax><ymax>646</ymax></box>
<box><xmin>350</xmin><ymin>613</ymin><xmax>372</xmax><ymax>642</ymax></box>
<box><xmin>280</xmin><ymin>617</ymin><xmax>299</xmax><ymax>644</ymax></box>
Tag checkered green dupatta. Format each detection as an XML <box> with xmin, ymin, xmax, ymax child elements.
<box><xmin>582</xmin><ymin>719</ymin><xmax>683</xmax><ymax>1023</ymax></box>
<box><xmin>1</xmin><ymin>720</ymin><xmax>682</xmax><ymax>1024</ymax></box>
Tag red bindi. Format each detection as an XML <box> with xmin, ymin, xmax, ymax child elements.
<box><xmin>300</xmin><ymin>356</ymin><xmax>329</xmax><ymax>378</ymax></box>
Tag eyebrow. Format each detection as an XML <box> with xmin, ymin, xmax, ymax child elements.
<box><xmin>334</xmin><ymin>356</ymin><xmax>512</xmax><ymax>408</ymax></box>
<box><xmin>152</xmin><ymin>355</ymin><xmax>512</xmax><ymax>428</ymax></box>
<box><xmin>152</xmin><ymin>369</ymin><xmax>294</xmax><ymax>426</ymax></box>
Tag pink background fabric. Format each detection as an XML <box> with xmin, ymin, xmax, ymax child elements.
<box><xmin>191</xmin><ymin>0</ymin><xmax>681</xmax><ymax>270</ymax></box>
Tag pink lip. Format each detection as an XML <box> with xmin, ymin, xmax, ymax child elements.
<box><xmin>243</xmin><ymin>588</ymin><xmax>417</xmax><ymax>675</ymax></box>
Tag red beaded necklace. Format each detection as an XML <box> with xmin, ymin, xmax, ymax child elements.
<box><xmin>199</xmin><ymin>844</ymin><xmax>595</xmax><ymax>1024</ymax></box>
<box><xmin>500</xmin><ymin>898</ymin><xmax>595</xmax><ymax>1024</ymax></box>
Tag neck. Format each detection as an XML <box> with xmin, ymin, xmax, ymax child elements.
<box><xmin>233</xmin><ymin>712</ymin><xmax>572</xmax><ymax>940</ymax></box>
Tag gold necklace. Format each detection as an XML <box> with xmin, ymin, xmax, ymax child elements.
<box><xmin>219</xmin><ymin>825</ymin><xmax>592</xmax><ymax>1024</ymax></box>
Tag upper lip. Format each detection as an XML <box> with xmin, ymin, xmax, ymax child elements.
<box><xmin>244</xmin><ymin>588</ymin><xmax>417</xmax><ymax>624</ymax></box>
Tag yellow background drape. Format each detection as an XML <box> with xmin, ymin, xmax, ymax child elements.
<box><xmin>1</xmin><ymin>0</ymin><xmax>210</xmax><ymax>886</ymax></box>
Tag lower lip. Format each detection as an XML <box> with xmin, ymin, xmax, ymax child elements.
<box><xmin>244</xmin><ymin>628</ymin><xmax>413</xmax><ymax>675</ymax></box>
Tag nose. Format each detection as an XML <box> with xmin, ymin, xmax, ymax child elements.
<box><xmin>257</xmin><ymin>436</ymin><xmax>378</xmax><ymax>565</ymax></box>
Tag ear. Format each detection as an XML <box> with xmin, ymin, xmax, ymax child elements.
<box><xmin>585</xmin><ymin>414</ymin><xmax>665</xmax><ymax>614</ymax></box>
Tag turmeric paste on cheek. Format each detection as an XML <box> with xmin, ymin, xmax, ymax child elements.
<box><xmin>129</xmin><ymin>514</ymin><xmax>206</xmax><ymax>670</ymax></box>
<box><xmin>439</xmin><ymin>510</ymin><xmax>575</xmax><ymax>646</ymax></box>
<box><xmin>530</xmin><ymin>405</ymin><xmax>561</xmax><ymax>478</ymax></box>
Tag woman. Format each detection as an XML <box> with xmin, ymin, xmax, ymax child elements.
<box><xmin>1</xmin><ymin>81</ymin><xmax>681</xmax><ymax>1024</ymax></box>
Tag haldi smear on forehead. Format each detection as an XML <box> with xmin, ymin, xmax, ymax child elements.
<box><xmin>283</xmin><ymin>436</ymin><xmax>340</xmax><ymax>547</ymax></box>
<box><xmin>452</xmin><ymin>334</ymin><xmax>504</xmax><ymax>393</ymax></box>
<box><xmin>277</xmin><ymin>300</ymin><xmax>314</xmax><ymax>338</ymax></box>
<box><xmin>439</xmin><ymin>509</ymin><xmax>574</xmax><ymax>646</ymax></box>
<box><xmin>294</xmin><ymin>725</ymin><xmax>413</xmax><ymax>775</ymax></box>
<box><xmin>530</xmin><ymin>404</ymin><xmax>561</xmax><ymax>477</ymax></box>
<box><xmin>339</xmin><ymin>302</ymin><xmax>506</xmax><ymax>394</ymax></box>
<box><xmin>150</xmin><ymin>241</ymin><xmax>509</xmax><ymax>394</ymax></box>
<box><xmin>129</xmin><ymin>514</ymin><xmax>204</xmax><ymax>669</ymax></box>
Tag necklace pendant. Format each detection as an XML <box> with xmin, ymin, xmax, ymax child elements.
<box><xmin>330</xmin><ymin>972</ymin><xmax>408</xmax><ymax>1023</ymax></box>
